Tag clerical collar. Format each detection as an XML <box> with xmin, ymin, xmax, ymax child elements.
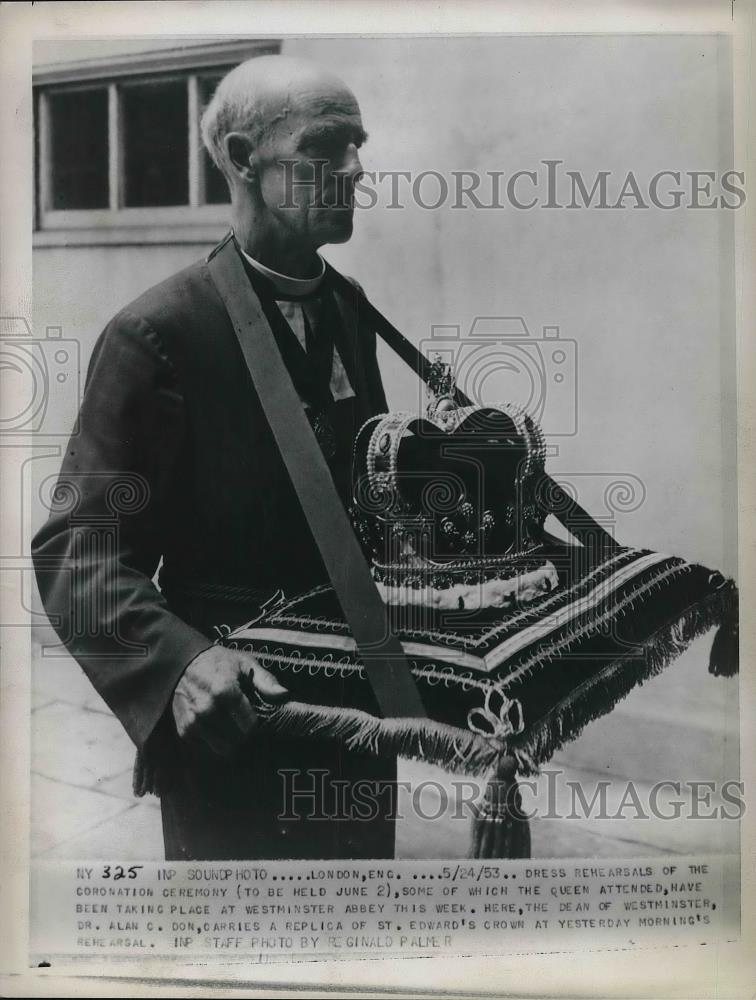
<box><xmin>239</xmin><ymin>245</ymin><xmax>325</xmax><ymax>298</ymax></box>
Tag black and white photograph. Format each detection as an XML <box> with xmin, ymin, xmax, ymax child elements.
<box><xmin>1</xmin><ymin>1</ymin><xmax>754</xmax><ymax>994</ymax></box>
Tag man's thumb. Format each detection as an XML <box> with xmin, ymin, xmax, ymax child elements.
<box><xmin>245</xmin><ymin>659</ymin><xmax>289</xmax><ymax>703</ymax></box>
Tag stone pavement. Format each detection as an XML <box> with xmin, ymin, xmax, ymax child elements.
<box><xmin>31</xmin><ymin>633</ymin><xmax>739</xmax><ymax>861</ymax></box>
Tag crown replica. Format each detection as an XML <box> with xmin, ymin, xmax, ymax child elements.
<box><xmin>351</xmin><ymin>357</ymin><xmax>558</xmax><ymax>609</ymax></box>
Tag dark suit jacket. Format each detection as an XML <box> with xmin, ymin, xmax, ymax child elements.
<box><xmin>32</xmin><ymin>235</ymin><xmax>389</xmax><ymax>752</ymax></box>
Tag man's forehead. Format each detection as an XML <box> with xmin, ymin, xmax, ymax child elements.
<box><xmin>295</xmin><ymin>107</ymin><xmax>364</xmax><ymax>141</ymax></box>
<box><xmin>263</xmin><ymin>77</ymin><xmax>361</xmax><ymax>128</ymax></box>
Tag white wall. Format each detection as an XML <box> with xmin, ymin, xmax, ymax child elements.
<box><xmin>33</xmin><ymin>34</ymin><xmax>736</xmax><ymax>573</ymax></box>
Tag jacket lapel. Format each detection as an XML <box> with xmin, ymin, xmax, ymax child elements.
<box><xmin>326</xmin><ymin>267</ymin><xmax>372</xmax><ymax>423</ymax></box>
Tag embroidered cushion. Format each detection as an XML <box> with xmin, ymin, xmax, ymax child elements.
<box><xmin>223</xmin><ymin>540</ymin><xmax>737</xmax><ymax>775</ymax></box>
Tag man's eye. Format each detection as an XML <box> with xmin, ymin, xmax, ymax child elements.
<box><xmin>311</xmin><ymin>139</ymin><xmax>343</xmax><ymax>156</ymax></box>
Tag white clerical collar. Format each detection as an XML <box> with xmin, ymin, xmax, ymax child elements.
<box><xmin>239</xmin><ymin>246</ymin><xmax>325</xmax><ymax>298</ymax></box>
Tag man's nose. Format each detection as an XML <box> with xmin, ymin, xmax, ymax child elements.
<box><xmin>342</xmin><ymin>143</ymin><xmax>364</xmax><ymax>184</ymax></box>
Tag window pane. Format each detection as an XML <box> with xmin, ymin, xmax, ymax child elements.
<box><xmin>199</xmin><ymin>74</ymin><xmax>231</xmax><ymax>204</ymax></box>
<box><xmin>48</xmin><ymin>88</ymin><xmax>109</xmax><ymax>209</ymax></box>
<box><xmin>33</xmin><ymin>90</ymin><xmax>40</xmax><ymax>227</ymax></box>
<box><xmin>122</xmin><ymin>79</ymin><xmax>188</xmax><ymax>207</ymax></box>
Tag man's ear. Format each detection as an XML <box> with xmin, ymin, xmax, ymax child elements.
<box><xmin>223</xmin><ymin>132</ymin><xmax>257</xmax><ymax>183</ymax></box>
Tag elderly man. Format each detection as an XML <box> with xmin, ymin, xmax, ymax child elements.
<box><xmin>32</xmin><ymin>55</ymin><xmax>398</xmax><ymax>860</ymax></box>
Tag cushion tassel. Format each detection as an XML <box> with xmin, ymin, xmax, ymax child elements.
<box><xmin>709</xmin><ymin>582</ymin><xmax>738</xmax><ymax>677</ymax></box>
<box><xmin>469</xmin><ymin>754</ymin><xmax>532</xmax><ymax>859</ymax></box>
<box><xmin>132</xmin><ymin>746</ymin><xmax>154</xmax><ymax>798</ymax></box>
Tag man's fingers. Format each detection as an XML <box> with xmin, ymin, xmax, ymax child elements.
<box><xmin>172</xmin><ymin>647</ymin><xmax>284</xmax><ymax>757</ymax></box>
<box><xmin>243</xmin><ymin>657</ymin><xmax>289</xmax><ymax>704</ymax></box>
<box><xmin>226</xmin><ymin>687</ymin><xmax>258</xmax><ymax>736</ymax></box>
<box><xmin>176</xmin><ymin>698</ymin><xmax>246</xmax><ymax>757</ymax></box>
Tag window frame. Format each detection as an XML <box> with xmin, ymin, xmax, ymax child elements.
<box><xmin>33</xmin><ymin>40</ymin><xmax>280</xmax><ymax>243</ymax></box>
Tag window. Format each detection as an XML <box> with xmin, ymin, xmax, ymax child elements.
<box><xmin>122</xmin><ymin>79</ymin><xmax>189</xmax><ymax>207</ymax></box>
<box><xmin>33</xmin><ymin>40</ymin><xmax>280</xmax><ymax>239</ymax></box>
<box><xmin>48</xmin><ymin>87</ymin><xmax>109</xmax><ymax>209</ymax></box>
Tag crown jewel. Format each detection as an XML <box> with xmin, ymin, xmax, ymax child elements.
<box><xmin>350</xmin><ymin>379</ymin><xmax>550</xmax><ymax>604</ymax></box>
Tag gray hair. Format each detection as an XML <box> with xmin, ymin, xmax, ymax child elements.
<box><xmin>200</xmin><ymin>57</ymin><xmax>278</xmax><ymax>184</ymax></box>
<box><xmin>200</xmin><ymin>55</ymin><xmax>351</xmax><ymax>186</ymax></box>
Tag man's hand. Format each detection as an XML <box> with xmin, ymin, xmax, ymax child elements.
<box><xmin>172</xmin><ymin>646</ymin><xmax>288</xmax><ymax>757</ymax></box>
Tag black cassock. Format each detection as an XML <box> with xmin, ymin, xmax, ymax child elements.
<box><xmin>32</xmin><ymin>236</ymin><xmax>397</xmax><ymax>860</ymax></box>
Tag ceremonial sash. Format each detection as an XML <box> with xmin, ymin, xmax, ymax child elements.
<box><xmin>207</xmin><ymin>234</ymin><xmax>426</xmax><ymax>720</ymax></box>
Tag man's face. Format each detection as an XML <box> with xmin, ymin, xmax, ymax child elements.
<box><xmin>254</xmin><ymin>79</ymin><xmax>366</xmax><ymax>250</ymax></box>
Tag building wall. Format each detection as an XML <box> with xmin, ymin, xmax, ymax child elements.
<box><xmin>32</xmin><ymin>34</ymin><xmax>734</xmax><ymax>572</ymax></box>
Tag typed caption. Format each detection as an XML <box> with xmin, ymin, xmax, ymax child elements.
<box><xmin>31</xmin><ymin>855</ymin><xmax>738</xmax><ymax>965</ymax></box>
